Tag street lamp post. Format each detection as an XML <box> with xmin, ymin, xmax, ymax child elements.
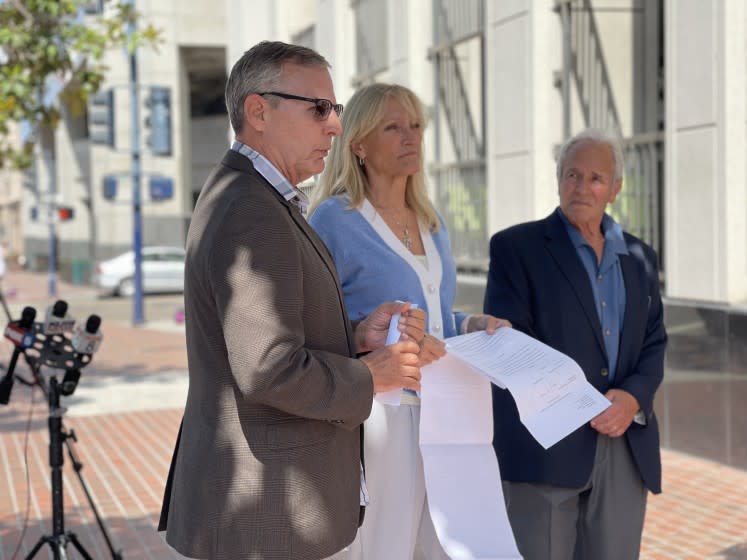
<box><xmin>127</xmin><ymin>16</ymin><xmax>144</xmax><ymax>326</ymax></box>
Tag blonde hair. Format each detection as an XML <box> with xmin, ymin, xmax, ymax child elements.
<box><xmin>310</xmin><ymin>83</ymin><xmax>440</xmax><ymax>231</ymax></box>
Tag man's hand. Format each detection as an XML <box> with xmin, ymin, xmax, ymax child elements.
<box><xmin>360</xmin><ymin>340</ymin><xmax>422</xmax><ymax>393</ymax></box>
<box><xmin>418</xmin><ymin>334</ymin><xmax>446</xmax><ymax>366</ymax></box>
<box><xmin>355</xmin><ymin>301</ymin><xmax>426</xmax><ymax>353</ymax></box>
<box><xmin>590</xmin><ymin>389</ymin><xmax>640</xmax><ymax>438</ymax></box>
<box><xmin>466</xmin><ymin>314</ymin><xmax>512</xmax><ymax>334</ymax></box>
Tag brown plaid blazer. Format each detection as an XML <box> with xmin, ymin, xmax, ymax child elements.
<box><xmin>158</xmin><ymin>150</ymin><xmax>373</xmax><ymax>559</ymax></box>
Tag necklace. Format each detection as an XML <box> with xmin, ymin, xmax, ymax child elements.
<box><xmin>395</xmin><ymin>214</ymin><xmax>412</xmax><ymax>250</ymax></box>
<box><xmin>376</xmin><ymin>206</ymin><xmax>412</xmax><ymax>249</ymax></box>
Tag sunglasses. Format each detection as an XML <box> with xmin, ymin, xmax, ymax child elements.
<box><xmin>258</xmin><ymin>91</ymin><xmax>344</xmax><ymax>120</ymax></box>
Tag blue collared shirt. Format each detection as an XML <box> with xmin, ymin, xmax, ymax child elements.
<box><xmin>558</xmin><ymin>207</ymin><xmax>627</xmax><ymax>382</ymax></box>
<box><xmin>231</xmin><ymin>140</ymin><xmax>309</xmax><ymax>214</ymax></box>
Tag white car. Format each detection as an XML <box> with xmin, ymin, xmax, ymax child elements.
<box><xmin>92</xmin><ymin>246</ymin><xmax>186</xmax><ymax>297</ymax></box>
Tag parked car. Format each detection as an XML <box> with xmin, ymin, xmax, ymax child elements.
<box><xmin>92</xmin><ymin>246</ymin><xmax>186</xmax><ymax>297</ymax></box>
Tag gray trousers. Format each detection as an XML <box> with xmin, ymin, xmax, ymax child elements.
<box><xmin>503</xmin><ymin>434</ymin><xmax>648</xmax><ymax>560</ymax></box>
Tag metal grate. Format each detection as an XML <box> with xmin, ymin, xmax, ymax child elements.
<box><xmin>352</xmin><ymin>0</ymin><xmax>388</xmax><ymax>85</ymax></box>
<box><xmin>557</xmin><ymin>0</ymin><xmax>623</xmax><ymax>137</ymax></box>
<box><xmin>431</xmin><ymin>160</ymin><xmax>488</xmax><ymax>271</ymax></box>
<box><xmin>610</xmin><ymin>132</ymin><xmax>664</xmax><ymax>261</ymax></box>
<box><xmin>430</xmin><ymin>0</ymin><xmax>486</xmax><ymax>269</ymax></box>
<box><xmin>433</xmin><ymin>0</ymin><xmax>484</xmax><ymax>45</ymax></box>
<box><xmin>557</xmin><ymin>0</ymin><xmax>665</xmax><ymax>268</ymax></box>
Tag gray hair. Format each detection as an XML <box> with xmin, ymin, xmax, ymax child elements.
<box><xmin>225</xmin><ymin>41</ymin><xmax>330</xmax><ymax>135</ymax></box>
<box><xmin>556</xmin><ymin>128</ymin><xmax>625</xmax><ymax>184</ymax></box>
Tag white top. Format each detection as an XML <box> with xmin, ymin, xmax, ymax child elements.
<box><xmin>359</xmin><ymin>199</ymin><xmax>445</xmax><ymax>340</ymax></box>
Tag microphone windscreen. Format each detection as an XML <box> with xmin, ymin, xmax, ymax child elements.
<box><xmin>85</xmin><ymin>315</ymin><xmax>101</xmax><ymax>334</ymax></box>
<box><xmin>52</xmin><ymin>300</ymin><xmax>68</xmax><ymax>318</ymax></box>
<box><xmin>20</xmin><ymin>307</ymin><xmax>36</xmax><ymax>328</ymax></box>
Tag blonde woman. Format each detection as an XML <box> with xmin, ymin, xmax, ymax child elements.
<box><xmin>309</xmin><ymin>83</ymin><xmax>509</xmax><ymax>559</ymax></box>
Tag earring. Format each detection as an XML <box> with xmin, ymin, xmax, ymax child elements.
<box><xmin>358</xmin><ymin>155</ymin><xmax>366</xmax><ymax>166</ymax></box>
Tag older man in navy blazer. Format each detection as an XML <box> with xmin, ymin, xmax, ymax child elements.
<box><xmin>484</xmin><ymin>128</ymin><xmax>667</xmax><ymax>560</ymax></box>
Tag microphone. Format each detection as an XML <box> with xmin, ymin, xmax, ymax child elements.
<box><xmin>62</xmin><ymin>315</ymin><xmax>102</xmax><ymax>396</ymax></box>
<box><xmin>0</xmin><ymin>306</ymin><xmax>37</xmax><ymax>405</ymax></box>
<box><xmin>71</xmin><ymin>314</ymin><xmax>103</xmax><ymax>355</ymax></box>
<box><xmin>43</xmin><ymin>300</ymin><xmax>75</xmax><ymax>335</ymax></box>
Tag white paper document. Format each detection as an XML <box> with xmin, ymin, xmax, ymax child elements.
<box><xmin>445</xmin><ymin>328</ymin><xmax>611</xmax><ymax>449</ymax></box>
<box><xmin>420</xmin><ymin>354</ymin><xmax>522</xmax><ymax>559</ymax></box>
<box><xmin>374</xmin><ymin>305</ymin><xmax>420</xmax><ymax>406</ymax></box>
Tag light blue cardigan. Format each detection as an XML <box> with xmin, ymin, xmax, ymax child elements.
<box><xmin>309</xmin><ymin>196</ymin><xmax>467</xmax><ymax>339</ymax></box>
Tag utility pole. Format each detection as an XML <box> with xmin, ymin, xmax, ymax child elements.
<box><xmin>40</xmin><ymin>125</ymin><xmax>58</xmax><ymax>298</ymax></box>
<box><xmin>127</xmin><ymin>12</ymin><xmax>144</xmax><ymax>325</ymax></box>
<box><xmin>46</xmin><ymin>188</ymin><xmax>57</xmax><ymax>297</ymax></box>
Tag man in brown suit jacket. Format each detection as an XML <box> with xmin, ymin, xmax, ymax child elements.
<box><xmin>158</xmin><ymin>41</ymin><xmax>425</xmax><ymax>560</ymax></box>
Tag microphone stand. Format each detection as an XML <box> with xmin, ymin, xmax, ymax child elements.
<box><xmin>0</xmin><ymin>287</ymin><xmax>123</xmax><ymax>560</ymax></box>
<box><xmin>20</xmin><ymin>356</ymin><xmax>123</xmax><ymax>560</ymax></box>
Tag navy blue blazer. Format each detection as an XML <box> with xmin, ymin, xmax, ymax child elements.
<box><xmin>484</xmin><ymin>210</ymin><xmax>667</xmax><ymax>493</ymax></box>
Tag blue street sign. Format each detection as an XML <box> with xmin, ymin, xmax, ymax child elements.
<box><xmin>103</xmin><ymin>175</ymin><xmax>118</xmax><ymax>200</ymax></box>
<box><xmin>149</xmin><ymin>176</ymin><xmax>174</xmax><ymax>201</ymax></box>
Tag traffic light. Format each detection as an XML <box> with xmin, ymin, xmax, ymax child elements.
<box><xmin>57</xmin><ymin>206</ymin><xmax>75</xmax><ymax>221</ymax></box>
<box><xmin>144</xmin><ymin>86</ymin><xmax>172</xmax><ymax>156</ymax></box>
<box><xmin>89</xmin><ymin>89</ymin><xmax>115</xmax><ymax>147</ymax></box>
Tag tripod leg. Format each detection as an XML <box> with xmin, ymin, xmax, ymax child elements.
<box><xmin>23</xmin><ymin>536</ymin><xmax>48</xmax><ymax>559</ymax></box>
<box><xmin>0</xmin><ymin>288</ymin><xmax>12</xmax><ymax>324</ymax></box>
<box><xmin>67</xmin><ymin>532</ymin><xmax>94</xmax><ymax>560</ymax></box>
<box><xmin>64</xmin><ymin>429</ymin><xmax>124</xmax><ymax>559</ymax></box>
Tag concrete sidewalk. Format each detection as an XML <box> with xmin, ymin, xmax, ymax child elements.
<box><xmin>0</xmin><ymin>270</ymin><xmax>745</xmax><ymax>559</ymax></box>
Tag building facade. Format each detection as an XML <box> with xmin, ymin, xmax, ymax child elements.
<box><xmin>22</xmin><ymin>0</ymin><xmax>747</xmax><ymax>467</ymax></box>
<box><xmin>221</xmin><ymin>0</ymin><xmax>747</xmax><ymax>468</ymax></box>
<box><xmin>24</xmin><ymin>0</ymin><xmax>229</xmax><ymax>280</ymax></box>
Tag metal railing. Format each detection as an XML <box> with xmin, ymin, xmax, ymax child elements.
<box><xmin>431</xmin><ymin>159</ymin><xmax>488</xmax><ymax>271</ymax></box>
<box><xmin>557</xmin><ymin>0</ymin><xmax>623</xmax><ymax>137</ymax></box>
<box><xmin>433</xmin><ymin>0</ymin><xmax>484</xmax><ymax>47</ymax></box>
<box><xmin>430</xmin><ymin>0</ymin><xmax>486</xmax><ymax>269</ymax></box>
<box><xmin>556</xmin><ymin>0</ymin><xmax>664</xmax><ymax>266</ymax></box>
<box><xmin>610</xmin><ymin>132</ymin><xmax>664</xmax><ymax>259</ymax></box>
<box><xmin>352</xmin><ymin>0</ymin><xmax>388</xmax><ymax>85</ymax></box>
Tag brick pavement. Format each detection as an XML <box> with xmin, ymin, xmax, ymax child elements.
<box><xmin>0</xmin><ymin>271</ymin><xmax>745</xmax><ymax>559</ymax></box>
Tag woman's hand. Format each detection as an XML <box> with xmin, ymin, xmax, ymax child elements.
<box><xmin>466</xmin><ymin>314</ymin><xmax>512</xmax><ymax>334</ymax></box>
<box><xmin>417</xmin><ymin>333</ymin><xmax>446</xmax><ymax>366</ymax></box>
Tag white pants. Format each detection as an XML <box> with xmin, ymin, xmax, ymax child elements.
<box><xmin>328</xmin><ymin>400</ymin><xmax>448</xmax><ymax>560</ymax></box>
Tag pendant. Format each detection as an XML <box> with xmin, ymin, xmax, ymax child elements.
<box><xmin>403</xmin><ymin>225</ymin><xmax>412</xmax><ymax>250</ymax></box>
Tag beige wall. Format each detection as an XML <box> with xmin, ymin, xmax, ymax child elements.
<box><xmin>665</xmin><ymin>0</ymin><xmax>747</xmax><ymax>303</ymax></box>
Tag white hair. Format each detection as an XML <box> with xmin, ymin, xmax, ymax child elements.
<box><xmin>556</xmin><ymin>128</ymin><xmax>624</xmax><ymax>184</ymax></box>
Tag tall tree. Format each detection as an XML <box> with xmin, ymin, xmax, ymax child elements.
<box><xmin>0</xmin><ymin>0</ymin><xmax>160</xmax><ymax>170</ymax></box>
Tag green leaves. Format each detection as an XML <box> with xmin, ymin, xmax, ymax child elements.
<box><xmin>0</xmin><ymin>0</ymin><xmax>161</xmax><ymax>170</ymax></box>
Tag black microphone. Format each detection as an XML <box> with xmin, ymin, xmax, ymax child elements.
<box><xmin>71</xmin><ymin>314</ymin><xmax>103</xmax><ymax>355</ymax></box>
<box><xmin>43</xmin><ymin>300</ymin><xmax>75</xmax><ymax>334</ymax></box>
<box><xmin>0</xmin><ymin>306</ymin><xmax>37</xmax><ymax>405</ymax></box>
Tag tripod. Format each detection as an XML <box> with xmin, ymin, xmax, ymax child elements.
<box><xmin>22</xmin><ymin>367</ymin><xmax>122</xmax><ymax>560</ymax></box>
<box><xmin>16</xmin><ymin>357</ymin><xmax>122</xmax><ymax>560</ymax></box>
<box><xmin>0</xmin><ymin>292</ymin><xmax>122</xmax><ymax>559</ymax></box>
